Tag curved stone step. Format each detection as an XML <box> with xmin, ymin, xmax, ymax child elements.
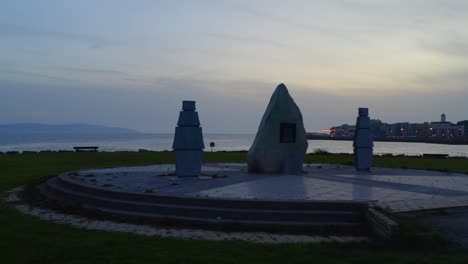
<box><xmin>83</xmin><ymin>206</ymin><xmax>367</xmax><ymax>235</ymax></box>
<box><xmin>43</xmin><ymin>178</ymin><xmax>362</xmax><ymax>223</ymax></box>
<box><xmin>39</xmin><ymin>174</ymin><xmax>370</xmax><ymax>235</ymax></box>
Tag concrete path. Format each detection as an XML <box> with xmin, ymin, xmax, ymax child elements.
<box><xmin>377</xmin><ymin>196</ymin><xmax>468</xmax><ymax>213</ymax></box>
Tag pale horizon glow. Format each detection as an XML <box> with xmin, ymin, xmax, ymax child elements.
<box><xmin>1</xmin><ymin>0</ymin><xmax>468</xmax><ymax>133</ymax></box>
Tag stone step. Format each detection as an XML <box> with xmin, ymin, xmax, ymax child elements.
<box><xmin>43</xmin><ymin>179</ymin><xmax>363</xmax><ymax>223</ymax></box>
<box><xmin>86</xmin><ymin>207</ymin><xmax>368</xmax><ymax>235</ymax></box>
<box><xmin>40</xmin><ymin>175</ymin><xmax>370</xmax><ymax>235</ymax></box>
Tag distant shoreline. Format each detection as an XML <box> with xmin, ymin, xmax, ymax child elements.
<box><xmin>307</xmin><ymin>134</ymin><xmax>468</xmax><ymax>145</ymax></box>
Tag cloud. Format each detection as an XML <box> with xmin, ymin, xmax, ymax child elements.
<box><xmin>0</xmin><ymin>61</ymin><xmax>135</xmax><ymax>86</ymax></box>
<box><xmin>2</xmin><ymin>75</ymin><xmax>468</xmax><ymax>133</ymax></box>
<box><xmin>409</xmin><ymin>68</ymin><xmax>468</xmax><ymax>91</ymax></box>
<box><xmin>205</xmin><ymin>33</ymin><xmax>289</xmax><ymax>48</ymax></box>
<box><xmin>423</xmin><ymin>38</ymin><xmax>468</xmax><ymax>58</ymax></box>
<box><xmin>212</xmin><ymin>1</ymin><xmax>344</xmax><ymax>38</ymax></box>
<box><xmin>0</xmin><ymin>23</ymin><xmax>111</xmax><ymax>49</ymax></box>
<box><xmin>2</xmin><ymin>1</ymin><xmax>468</xmax><ymax>132</ymax></box>
<box><xmin>0</xmin><ymin>68</ymin><xmax>78</xmax><ymax>83</ymax></box>
<box><xmin>60</xmin><ymin>66</ymin><xmax>129</xmax><ymax>76</ymax></box>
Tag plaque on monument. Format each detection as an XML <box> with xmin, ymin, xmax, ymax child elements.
<box><xmin>280</xmin><ymin>123</ymin><xmax>297</xmax><ymax>143</ymax></box>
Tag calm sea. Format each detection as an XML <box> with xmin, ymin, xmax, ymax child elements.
<box><xmin>1</xmin><ymin>133</ymin><xmax>468</xmax><ymax>157</ymax></box>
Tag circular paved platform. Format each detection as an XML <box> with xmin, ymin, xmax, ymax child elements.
<box><xmin>64</xmin><ymin>163</ymin><xmax>468</xmax><ymax>203</ymax></box>
<box><xmin>39</xmin><ymin>163</ymin><xmax>468</xmax><ymax>234</ymax></box>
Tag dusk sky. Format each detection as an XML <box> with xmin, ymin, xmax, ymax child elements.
<box><xmin>1</xmin><ymin>0</ymin><xmax>468</xmax><ymax>133</ymax></box>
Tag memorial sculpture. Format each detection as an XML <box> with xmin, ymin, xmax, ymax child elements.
<box><xmin>353</xmin><ymin>107</ymin><xmax>373</xmax><ymax>170</ymax></box>
<box><xmin>172</xmin><ymin>101</ymin><xmax>205</xmax><ymax>177</ymax></box>
<box><xmin>248</xmin><ymin>83</ymin><xmax>308</xmax><ymax>174</ymax></box>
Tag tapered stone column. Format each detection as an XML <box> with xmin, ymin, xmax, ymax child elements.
<box><xmin>172</xmin><ymin>101</ymin><xmax>205</xmax><ymax>177</ymax></box>
<box><xmin>353</xmin><ymin>108</ymin><xmax>373</xmax><ymax>170</ymax></box>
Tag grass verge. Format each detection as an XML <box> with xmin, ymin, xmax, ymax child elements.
<box><xmin>1</xmin><ymin>151</ymin><xmax>468</xmax><ymax>263</ymax></box>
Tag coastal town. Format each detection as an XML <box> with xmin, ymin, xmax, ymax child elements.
<box><xmin>308</xmin><ymin>114</ymin><xmax>468</xmax><ymax>144</ymax></box>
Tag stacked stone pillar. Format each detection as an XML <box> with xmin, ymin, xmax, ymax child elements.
<box><xmin>353</xmin><ymin>108</ymin><xmax>373</xmax><ymax>171</ymax></box>
<box><xmin>172</xmin><ymin>101</ymin><xmax>205</xmax><ymax>177</ymax></box>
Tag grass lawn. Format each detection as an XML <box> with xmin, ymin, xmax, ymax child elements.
<box><xmin>1</xmin><ymin>151</ymin><xmax>468</xmax><ymax>263</ymax></box>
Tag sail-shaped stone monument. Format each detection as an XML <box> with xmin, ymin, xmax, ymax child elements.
<box><xmin>248</xmin><ymin>83</ymin><xmax>308</xmax><ymax>174</ymax></box>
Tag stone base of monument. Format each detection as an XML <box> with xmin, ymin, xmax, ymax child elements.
<box><xmin>354</xmin><ymin>148</ymin><xmax>373</xmax><ymax>171</ymax></box>
<box><xmin>174</xmin><ymin>150</ymin><xmax>204</xmax><ymax>177</ymax></box>
<box><xmin>36</xmin><ymin>163</ymin><xmax>468</xmax><ymax>236</ymax></box>
<box><xmin>282</xmin><ymin>156</ymin><xmax>306</xmax><ymax>174</ymax></box>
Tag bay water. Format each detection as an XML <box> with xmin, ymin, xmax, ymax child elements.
<box><xmin>1</xmin><ymin>133</ymin><xmax>468</xmax><ymax>157</ymax></box>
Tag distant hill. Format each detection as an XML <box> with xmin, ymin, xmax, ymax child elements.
<box><xmin>0</xmin><ymin>123</ymin><xmax>141</xmax><ymax>135</ymax></box>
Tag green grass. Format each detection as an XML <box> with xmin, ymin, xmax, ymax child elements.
<box><xmin>1</xmin><ymin>151</ymin><xmax>468</xmax><ymax>263</ymax></box>
<box><xmin>307</xmin><ymin>154</ymin><xmax>468</xmax><ymax>174</ymax></box>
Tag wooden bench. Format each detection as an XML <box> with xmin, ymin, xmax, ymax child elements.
<box><xmin>73</xmin><ymin>146</ymin><xmax>99</xmax><ymax>152</ymax></box>
<box><xmin>422</xmin><ymin>153</ymin><xmax>449</xmax><ymax>158</ymax></box>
